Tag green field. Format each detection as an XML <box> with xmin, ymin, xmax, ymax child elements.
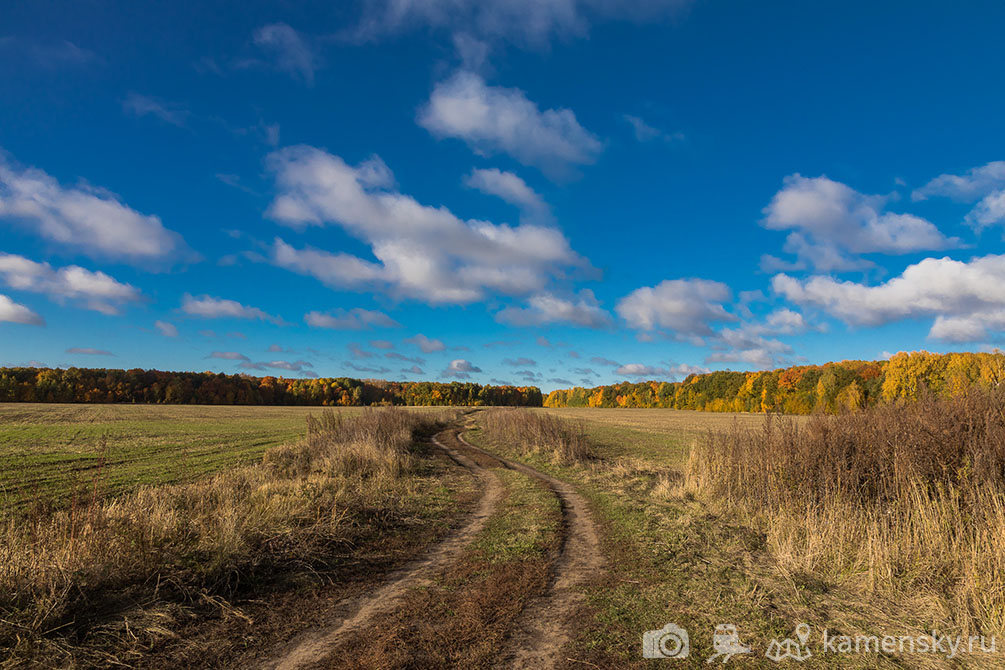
<box><xmin>0</xmin><ymin>403</ymin><xmax>343</xmax><ymax>514</ymax></box>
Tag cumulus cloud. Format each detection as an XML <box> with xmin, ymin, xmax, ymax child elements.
<box><xmin>913</xmin><ymin>161</ymin><xmax>1005</xmax><ymax>202</ymax></box>
<box><xmin>761</xmin><ymin>174</ymin><xmax>959</xmax><ymax>272</ymax></box>
<box><xmin>304</xmin><ymin>307</ymin><xmax>400</xmax><ymax>330</ymax></box>
<box><xmin>405</xmin><ymin>333</ymin><xmax>446</xmax><ymax>353</ymax></box>
<box><xmin>370</xmin><ymin>339</ymin><xmax>394</xmax><ymax>349</ymax></box>
<box><xmin>913</xmin><ymin>161</ymin><xmax>1005</xmax><ymax>231</ymax></box>
<box><xmin>464</xmin><ymin>168</ymin><xmax>552</xmax><ymax>223</ymax></box>
<box><xmin>401</xmin><ymin>365</ymin><xmax>424</xmax><ymax>375</ymax></box>
<box><xmin>0</xmin><ymin>153</ymin><xmax>188</xmax><ymax>264</ymax></box>
<box><xmin>705</xmin><ymin>328</ymin><xmax>794</xmax><ymax>370</ymax></box>
<box><xmin>155</xmin><ymin>320</ymin><xmax>178</xmax><ymax>337</ymax></box>
<box><xmin>266</xmin><ymin>147</ymin><xmax>584</xmax><ymax>304</ymax></box>
<box><xmin>67</xmin><ymin>347</ymin><xmax>113</xmax><ymax>356</ymax></box>
<box><xmin>418</xmin><ymin>71</ymin><xmax>602</xmax><ymax>178</ymax></box>
<box><xmin>442</xmin><ymin>358</ymin><xmax>482</xmax><ymax>379</ymax></box>
<box><xmin>0</xmin><ymin>252</ymin><xmax>141</xmax><ymax>315</ymax></box>
<box><xmin>123</xmin><ymin>93</ymin><xmax>190</xmax><ymax>127</ymax></box>
<box><xmin>616</xmin><ymin>278</ymin><xmax>734</xmax><ymax>341</ymax></box>
<box><xmin>181</xmin><ymin>294</ymin><xmax>282</xmax><ymax>324</ymax></box>
<box><xmin>253</xmin><ymin>23</ymin><xmax>318</xmax><ymax>85</ymax></box>
<box><xmin>350</xmin><ymin>0</ymin><xmax>689</xmax><ymax>48</ymax></box>
<box><xmin>0</xmin><ymin>294</ymin><xmax>44</xmax><ymax>325</ymax></box>
<box><xmin>496</xmin><ymin>289</ymin><xmax>612</xmax><ymax>328</ymax></box>
<box><xmin>773</xmin><ymin>253</ymin><xmax>1005</xmax><ymax>342</ymax></box>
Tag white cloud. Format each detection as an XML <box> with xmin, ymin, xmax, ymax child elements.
<box><xmin>273</xmin><ymin>238</ymin><xmax>385</xmax><ymax>288</ymax></box>
<box><xmin>66</xmin><ymin>347</ymin><xmax>113</xmax><ymax>356</ymax></box>
<box><xmin>502</xmin><ymin>357</ymin><xmax>536</xmax><ymax>367</ymax></box>
<box><xmin>348</xmin><ymin>343</ymin><xmax>374</xmax><ymax>359</ymax></box>
<box><xmin>344</xmin><ymin>361</ymin><xmax>391</xmax><ymax>375</ymax></box>
<box><xmin>405</xmin><ymin>333</ymin><xmax>446</xmax><ymax>353</ymax></box>
<box><xmin>0</xmin><ymin>252</ymin><xmax>141</xmax><ymax>315</ymax></box>
<box><xmin>386</xmin><ymin>351</ymin><xmax>424</xmax><ymax>364</ymax></box>
<box><xmin>304</xmin><ymin>307</ymin><xmax>401</xmax><ymax>330</ymax></box>
<box><xmin>966</xmin><ymin>191</ymin><xmax>1005</xmax><ymax>230</ymax></box>
<box><xmin>0</xmin><ymin>38</ymin><xmax>98</xmax><ymax>68</ymax></box>
<box><xmin>442</xmin><ymin>358</ymin><xmax>482</xmax><ymax>379</ymax></box>
<box><xmin>705</xmin><ymin>328</ymin><xmax>794</xmax><ymax>370</ymax></box>
<box><xmin>0</xmin><ymin>294</ymin><xmax>44</xmax><ymax>325</ymax></box>
<box><xmin>240</xmin><ymin>358</ymin><xmax>314</xmax><ymax>372</ymax></box>
<box><xmin>155</xmin><ymin>320</ymin><xmax>178</xmax><ymax>337</ymax></box>
<box><xmin>622</xmin><ymin>114</ymin><xmax>683</xmax><ymax>143</ymax></box>
<box><xmin>913</xmin><ymin>161</ymin><xmax>1005</xmax><ymax>201</ymax></box>
<box><xmin>614</xmin><ymin>362</ymin><xmax>709</xmax><ymax>379</ymax></box>
<box><xmin>464</xmin><ymin>168</ymin><xmax>552</xmax><ymax>222</ymax></box>
<box><xmin>208</xmin><ymin>351</ymin><xmax>250</xmax><ymax>361</ymax></box>
<box><xmin>418</xmin><ymin>71</ymin><xmax>602</xmax><ymax>178</ymax></box>
<box><xmin>253</xmin><ymin>23</ymin><xmax>318</xmax><ymax>85</ymax></box>
<box><xmin>772</xmin><ymin>253</ymin><xmax>1005</xmax><ymax>342</ymax></box>
<box><xmin>590</xmin><ymin>356</ymin><xmax>619</xmax><ymax>367</ymax></box>
<box><xmin>0</xmin><ymin>153</ymin><xmax>188</xmax><ymax>264</ymax></box>
<box><xmin>266</xmin><ymin>146</ymin><xmax>584</xmax><ymax>304</ymax></box>
<box><xmin>496</xmin><ymin>289</ymin><xmax>612</xmax><ymax>328</ymax></box>
<box><xmin>181</xmin><ymin>294</ymin><xmax>282</xmax><ymax>324</ymax></box>
<box><xmin>616</xmin><ymin>278</ymin><xmax>735</xmax><ymax>340</ymax></box>
<box><xmin>123</xmin><ymin>93</ymin><xmax>189</xmax><ymax>127</ymax></box>
<box><xmin>370</xmin><ymin>339</ymin><xmax>394</xmax><ymax>349</ymax></box>
<box><xmin>761</xmin><ymin>174</ymin><xmax>960</xmax><ymax>272</ymax></box>
<box><xmin>913</xmin><ymin>161</ymin><xmax>1005</xmax><ymax>231</ymax></box>
<box><xmin>350</xmin><ymin>0</ymin><xmax>689</xmax><ymax>48</ymax></box>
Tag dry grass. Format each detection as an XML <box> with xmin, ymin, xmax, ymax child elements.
<box><xmin>0</xmin><ymin>407</ymin><xmax>452</xmax><ymax>667</ymax></box>
<box><xmin>480</xmin><ymin>408</ymin><xmax>591</xmax><ymax>464</ymax></box>
<box><xmin>687</xmin><ymin>390</ymin><xmax>1005</xmax><ymax>636</ymax></box>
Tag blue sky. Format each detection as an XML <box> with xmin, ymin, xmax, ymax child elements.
<box><xmin>2</xmin><ymin>1</ymin><xmax>1005</xmax><ymax>391</ymax></box>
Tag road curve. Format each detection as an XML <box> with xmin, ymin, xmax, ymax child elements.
<box><xmin>454</xmin><ymin>430</ymin><xmax>605</xmax><ymax>670</ymax></box>
<box><xmin>256</xmin><ymin>432</ymin><xmax>504</xmax><ymax>670</ymax></box>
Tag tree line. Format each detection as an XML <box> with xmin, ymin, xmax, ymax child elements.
<box><xmin>0</xmin><ymin>367</ymin><xmax>543</xmax><ymax>407</ymax></box>
<box><xmin>544</xmin><ymin>351</ymin><xmax>1005</xmax><ymax>413</ymax></box>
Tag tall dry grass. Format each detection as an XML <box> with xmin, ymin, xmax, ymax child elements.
<box><xmin>0</xmin><ymin>408</ymin><xmax>441</xmax><ymax>664</ymax></box>
<box><xmin>478</xmin><ymin>409</ymin><xmax>591</xmax><ymax>463</ymax></box>
<box><xmin>687</xmin><ymin>390</ymin><xmax>1005</xmax><ymax>634</ymax></box>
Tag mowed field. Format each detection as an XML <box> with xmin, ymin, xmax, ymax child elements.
<box><xmin>0</xmin><ymin>403</ymin><xmax>342</xmax><ymax>514</ymax></box>
<box><xmin>536</xmin><ymin>407</ymin><xmax>805</xmax><ymax>463</ymax></box>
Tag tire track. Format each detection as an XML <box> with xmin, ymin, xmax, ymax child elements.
<box><xmin>255</xmin><ymin>432</ymin><xmax>504</xmax><ymax>670</ymax></box>
<box><xmin>453</xmin><ymin>430</ymin><xmax>605</xmax><ymax>670</ymax></box>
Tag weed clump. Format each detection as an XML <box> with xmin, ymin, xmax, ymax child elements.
<box><xmin>688</xmin><ymin>389</ymin><xmax>1005</xmax><ymax>634</ymax></box>
<box><xmin>479</xmin><ymin>409</ymin><xmax>591</xmax><ymax>464</ymax></box>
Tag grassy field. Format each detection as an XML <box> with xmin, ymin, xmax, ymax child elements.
<box><xmin>0</xmin><ymin>403</ymin><xmax>334</xmax><ymax>514</ymax></box>
<box><xmin>535</xmin><ymin>407</ymin><xmax>803</xmax><ymax>464</ymax></box>
<box><xmin>1</xmin><ymin>406</ymin><xmax>475</xmax><ymax>668</ymax></box>
<box><xmin>485</xmin><ymin>405</ymin><xmax>1004</xmax><ymax>669</ymax></box>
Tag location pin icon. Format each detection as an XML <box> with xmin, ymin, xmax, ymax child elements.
<box><xmin>796</xmin><ymin>623</ymin><xmax>810</xmax><ymax>645</ymax></box>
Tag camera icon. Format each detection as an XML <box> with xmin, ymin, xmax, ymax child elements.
<box><xmin>642</xmin><ymin>623</ymin><xmax>690</xmax><ymax>659</ymax></box>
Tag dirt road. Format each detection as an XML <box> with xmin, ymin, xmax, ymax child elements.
<box><xmin>255</xmin><ymin>421</ymin><xmax>604</xmax><ymax>670</ymax></box>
